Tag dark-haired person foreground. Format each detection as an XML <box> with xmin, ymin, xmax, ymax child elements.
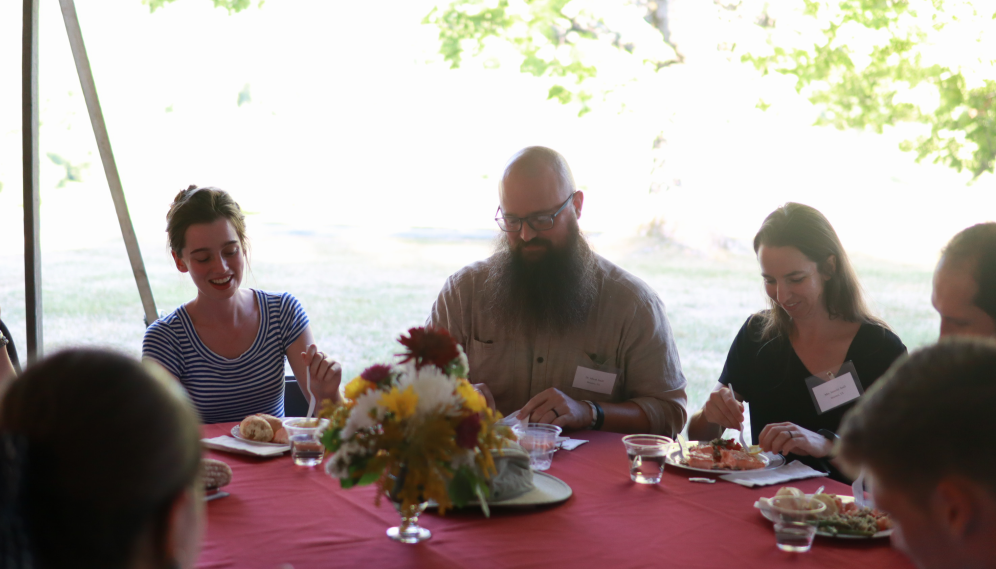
<box><xmin>933</xmin><ymin>222</ymin><xmax>996</xmax><ymax>338</ymax></box>
<box><xmin>143</xmin><ymin>185</ymin><xmax>341</xmax><ymax>423</ymax></box>
<box><xmin>429</xmin><ymin>146</ymin><xmax>687</xmax><ymax>436</ymax></box>
<box><xmin>839</xmin><ymin>338</ymin><xmax>996</xmax><ymax>569</ymax></box>
<box><xmin>0</xmin><ymin>349</ymin><xmax>203</xmax><ymax>569</ymax></box>
<box><xmin>0</xmin><ymin>304</ymin><xmax>17</xmax><ymax>387</ymax></box>
<box><xmin>687</xmin><ymin>203</ymin><xmax>905</xmax><ymax>481</ymax></box>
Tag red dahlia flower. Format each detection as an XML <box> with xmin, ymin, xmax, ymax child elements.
<box><xmin>397</xmin><ymin>326</ymin><xmax>460</xmax><ymax>371</ymax></box>
<box><xmin>455</xmin><ymin>413</ymin><xmax>482</xmax><ymax>449</ymax></box>
<box><xmin>360</xmin><ymin>364</ymin><xmax>393</xmax><ymax>384</ymax></box>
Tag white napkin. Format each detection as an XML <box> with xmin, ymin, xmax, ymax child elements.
<box><xmin>557</xmin><ymin>436</ymin><xmax>588</xmax><ymax>451</ymax></box>
<box><xmin>719</xmin><ymin>460</ymin><xmax>826</xmax><ymax>488</ymax></box>
<box><xmin>201</xmin><ymin>436</ymin><xmax>289</xmax><ymax>458</ymax></box>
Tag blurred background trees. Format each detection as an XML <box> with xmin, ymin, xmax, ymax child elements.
<box><xmin>425</xmin><ymin>0</ymin><xmax>995</xmax><ymax>178</ymax></box>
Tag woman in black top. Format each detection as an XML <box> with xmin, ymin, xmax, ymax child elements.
<box><xmin>687</xmin><ymin>203</ymin><xmax>906</xmax><ymax>480</ymax></box>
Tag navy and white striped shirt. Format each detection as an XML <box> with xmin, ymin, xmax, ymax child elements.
<box><xmin>142</xmin><ymin>289</ymin><xmax>309</xmax><ymax>424</ymax></box>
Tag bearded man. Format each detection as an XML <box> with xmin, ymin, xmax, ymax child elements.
<box><xmin>428</xmin><ymin>146</ymin><xmax>687</xmax><ymax>436</ymax></box>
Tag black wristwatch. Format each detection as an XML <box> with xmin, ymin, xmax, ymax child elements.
<box><xmin>817</xmin><ymin>429</ymin><xmax>840</xmax><ymax>458</ymax></box>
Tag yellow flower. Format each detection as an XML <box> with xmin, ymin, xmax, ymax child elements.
<box><xmin>455</xmin><ymin>379</ymin><xmax>487</xmax><ymax>413</ymax></box>
<box><xmin>379</xmin><ymin>385</ymin><xmax>418</xmax><ymax>419</ymax></box>
<box><xmin>344</xmin><ymin>376</ymin><xmax>375</xmax><ymax>401</ymax></box>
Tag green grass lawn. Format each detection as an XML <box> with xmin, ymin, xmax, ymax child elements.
<box><xmin>0</xmin><ymin>223</ymin><xmax>938</xmax><ymax>422</ymax></box>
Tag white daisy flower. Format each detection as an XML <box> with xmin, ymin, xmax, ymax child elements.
<box><xmin>411</xmin><ymin>367</ymin><xmax>460</xmax><ymax>415</ymax></box>
<box><xmin>340</xmin><ymin>388</ymin><xmax>385</xmax><ymax>440</ymax></box>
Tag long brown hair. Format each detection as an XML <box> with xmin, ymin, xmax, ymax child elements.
<box><xmin>0</xmin><ymin>349</ymin><xmax>201</xmax><ymax>569</ymax></box>
<box><xmin>752</xmin><ymin>203</ymin><xmax>882</xmax><ymax>340</ymax></box>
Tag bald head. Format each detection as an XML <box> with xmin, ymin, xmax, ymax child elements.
<box><xmin>500</xmin><ymin>146</ymin><xmax>576</xmax><ymax>202</ymax></box>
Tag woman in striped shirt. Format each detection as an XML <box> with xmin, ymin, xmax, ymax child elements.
<box><xmin>143</xmin><ymin>186</ymin><xmax>340</xmax><ymax>423</ymax></box>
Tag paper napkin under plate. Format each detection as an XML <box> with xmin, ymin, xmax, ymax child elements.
<box><xmin>719</xmin><ymin>460</ymin><xmax>826</xmax><ymax>488</ymax></box>
<box><xmin>202</xmin><ymin>435</ymin><xmax>289</xmax><ymax>458</ymax></box>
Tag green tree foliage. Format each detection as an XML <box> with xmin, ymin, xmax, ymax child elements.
<box><xmin>423</xmin><ymin>0</ymin><xmax>679</xmax><ymax>115</ymax></box>
<box><xmin>46</xmin><ymin>153</ymin><xmax>89</xmax><ymax>188</ymax></box>
<box><xmin>143</xmin><ymin>0</ymin><xmax>263</xmax><ymax>14</ymax></box>
<box><xmin>746</xmin><ymin>0</ymin><xmax>995</xmax><ymax>178</ymax></box>
<box><xmin>427</xmin><ymin>0</ymin><xmax>995</xmax><ymax>177</ymax></box>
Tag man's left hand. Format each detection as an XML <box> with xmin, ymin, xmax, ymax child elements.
<box><xmin>517</xmin><ymin>388</ymin><xmax>592</xmax><ymax>431</ymax></box>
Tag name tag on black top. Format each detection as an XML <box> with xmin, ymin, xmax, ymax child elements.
<box><xmin>804</xmin><ymin>361</ymin><xmax>864</xmax><ymax>415</ymax></box>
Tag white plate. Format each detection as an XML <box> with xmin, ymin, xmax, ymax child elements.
<box><xmin>755</xmin><ymin>494</ymin><xmax>893</xmax><ymax>539</ymax></box>
<box><xmin>230</xmin><ymin>425</ymin><xmax>289</xmax><ymax>447</ymax></box>
<box><xmin>428</xmin><ymin>471</ymin><xmax>572</xmax><ymax>509</ymax></box>
<box><xmin>664</xmin><ymin>443</ymin><xmax>785</xmax><ymax>474</ymax></box>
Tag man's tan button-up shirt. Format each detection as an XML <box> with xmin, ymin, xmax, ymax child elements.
<box><xmin>428</xmin><ymin>254</ymin><xmax>687</xmax><ymax>437</ymax></box>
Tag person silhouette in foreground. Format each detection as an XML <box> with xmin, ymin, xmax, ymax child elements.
<box><xmin>839</xmin><ymin>338</ymin><xmax>996</xmax><ymax>569</ymax></box>
<box><xmin>0</xmin><ymin>349</ymin><xmax>204</xmax><ymax>569</ymax></box>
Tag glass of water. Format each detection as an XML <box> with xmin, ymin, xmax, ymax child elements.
<box><xmin>622</xmin><ymin>435</ymin><xmax>673</xmax><ymax>484</ymax></box>
<box><xmin>282</xmin><ymin>417</ymin><xmax>330</xmax><ymax>467</ymax></box>
<box><xmin>768</xmin><ymin>496</ymin><xmax>827</xmax><ymax>552</ymax></box>
<box><xmin>516</xmin><ymin>423</ymin><xmax>562</xmax><ymax>471</ymax></box>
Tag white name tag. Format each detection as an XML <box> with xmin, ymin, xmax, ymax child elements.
<box><xmin>811</xmin><ymin>372</ymin><xmax>862</xmax><ymax>413</ymax></box>
<box><xmin>572</xmin><ymin>366</ymin><xmax>617</xmax><ymax>395</ymax></box>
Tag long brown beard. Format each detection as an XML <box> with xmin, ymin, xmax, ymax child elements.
<box><xmin>484</xmin><ymin>220</ymin><xmax>598</xmax><ymax>333</ymax></box>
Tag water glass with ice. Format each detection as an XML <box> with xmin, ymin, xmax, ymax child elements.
<box><xmin>282</xmin><ymin>417</ymin><xmax>330</xmax><ymax>467</ymax></box>
<box><xmin>622</xmin><ymin>435</ymin><xmax>673</xmax><ymax>484</ymax></box>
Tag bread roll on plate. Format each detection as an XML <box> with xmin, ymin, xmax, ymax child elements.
<box><xmin>239</xmin><ymin>415</ymin><xmax>273</xmax><ymax>442</ymax></box>
<box><xmin>255</xmin><ymin>413</ymin><xmax>283</xmax><ymax>433</ymax></box>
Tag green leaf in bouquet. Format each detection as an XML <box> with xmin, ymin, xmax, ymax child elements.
<box><xmin>474</xmin><ymin>483</ymin><xmax>490</xmax><ymax>518</ymax></box>
<box><xmin>356</xmin><ymin>455</ymin><xmax>387</xmax><ymax>486</ymax></box>
<box><xmin>448</xmin><ymin>465</ymin><xmax>492</xmax><ymax>517</ymax></box>
<box><xmin>447</xmin><ymin>466</ymin><xmax>476</xmax><ymax>507</ymax></box>
<box><xmin>321</xmin><ymin>428</ymin><xmax>341</xmax><ymax>452</ymax></box>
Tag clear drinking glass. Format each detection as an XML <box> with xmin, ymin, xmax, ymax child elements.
<box><xmin>622</xmin><ymin>435</ymin><xmax>673</xmax><ymax>484</ymax></box>
<box><xmin>282</xmin><ymin>417</ymin><xmax>330</xmax><ymax>467</ymax></box>
<box><xmin>516</xmin><ymin>423</ymin><xmax>561</xmax><ymax>471</ymax></box>
<box><xmin>768</xmin><ymin>496</ymin><xmax>827</xmax><ymax>552</ymax></box>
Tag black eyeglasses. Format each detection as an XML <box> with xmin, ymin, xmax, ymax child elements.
<box><xmin>495</xmin><ymin>192</ymin><xmax>576</xmax><ymax>233</ymax></box>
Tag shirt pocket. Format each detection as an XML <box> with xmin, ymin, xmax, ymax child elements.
<box><xmin>466</xmin><ymin>338</ymin><xmax>526</xmax><ymax>413</ymax></box>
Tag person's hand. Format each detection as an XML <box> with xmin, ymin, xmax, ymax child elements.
<box><xmin>473</xmin><ymin>383</ymin><xmax>495</xmax><ymax>410</ymax></box>
<box><xmin>517</xmin><ymin>388</ymin><xmax>592</xmax><ymax>431</ymax></box>
<box><xmin>702</xmin><ymin>387</ymin><xmax>745</xmax><ymax>431</ymax></box>
<box><xmin>758</xmin><ymin>422</ymin><xmax>833</xmax><ymax>457</ymax></box>
<box><xmin>300</xmin><ymin>344</ymin><xmax>342</xmax><ymax>403</ymax></box>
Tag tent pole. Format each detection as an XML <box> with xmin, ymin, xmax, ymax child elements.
<box><xmin>22</xmin><ymin>0</ymin><xmax>42</xmax><ymax>363</ymax></box>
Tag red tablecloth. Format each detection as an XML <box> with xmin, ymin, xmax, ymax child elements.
<box><xmin>198</xmin><ymin>424</ymin><xmax>914</xmax><ymax>569</ymax></box>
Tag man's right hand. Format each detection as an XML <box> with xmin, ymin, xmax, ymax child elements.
<box><xmin>473</xmin><ymin>383</ymin><xmax>495</xmax><ymax>411</ymax></box>
<box><xmin>702</xmin><ymin>386</ymin><xmax>745</xmax><ymax>430</ymax></box>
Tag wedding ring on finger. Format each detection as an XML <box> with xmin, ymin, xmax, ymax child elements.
<box><xmin>552</xmin><ymin>408</ymin><xmax>560</xmax><ymax>418</ymax></box>
<box><xmin>788</xmin><ymin>430</ymin><xmax>794</xmax><ymax>439</ymax></box>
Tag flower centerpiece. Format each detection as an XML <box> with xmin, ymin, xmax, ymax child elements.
<box><xmin>320</xmin><ymin>326</ymin><xmax>514</xmax><ymax>542</ymax></box>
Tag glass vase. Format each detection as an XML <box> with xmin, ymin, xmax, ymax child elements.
<box><xmin>387</xmin><ymin>499</ymin><xmax>431</xmax><ymax>543</ymax></box>
<box><xmin>386</xmin><ymin>464</ymin><xmax>431</xmax><ymax>543</ymax></box>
